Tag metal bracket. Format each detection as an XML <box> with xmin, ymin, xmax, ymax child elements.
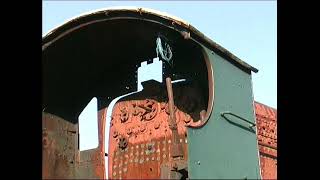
<box><xmin>221</xmin><ymin>111</ymin><xmax>256</xmax><ymax>128</ymax></box>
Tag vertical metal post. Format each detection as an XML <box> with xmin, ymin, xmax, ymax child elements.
<box><xmin>165</xmin><ymin>77</ymin><xmax>184</xmax><ymax>158</ymax></box>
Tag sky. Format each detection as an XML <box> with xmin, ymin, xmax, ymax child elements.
<box><xmin>43</xmin><ymin>1</ymin><xmax>276</xmax><ymax>177</ymax></box>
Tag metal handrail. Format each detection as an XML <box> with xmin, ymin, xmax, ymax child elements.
<box><xmin>221</xmin><ymin>111</ymin><xmax>256</xmax><ymax>128</ymax></box>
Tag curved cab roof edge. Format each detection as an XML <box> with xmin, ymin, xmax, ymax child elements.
<box><xmin>42</xmin><ymin>6</ymin><xmax>258</xmax><ymax>73</ymax></box>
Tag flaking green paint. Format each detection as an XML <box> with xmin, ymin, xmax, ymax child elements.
<box><xmin>187</xmin><ymin>46</ymin><xmax>260</xmax><ymax>179</ymax></box>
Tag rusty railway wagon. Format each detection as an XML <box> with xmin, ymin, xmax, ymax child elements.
<box><xmin>42</xmin><ymin>7</ymin><xmax>277</xmax><ymax>179</ymax></box>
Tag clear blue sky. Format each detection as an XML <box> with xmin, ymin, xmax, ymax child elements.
<box><xmin>42</xmin><ymin>1</ymin><xmax>277</xmax><ymax>109</ymax></box>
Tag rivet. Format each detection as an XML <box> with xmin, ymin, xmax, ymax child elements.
<box><xmin>168</xmin><ymin>140</ymin><xmax>171</xmax><ymax>144</ymax></box>
<box><xmin>124</xmin><ymin>161</ymin><xmax>128</xmax><ymax>165</ymax></box>
<box><xmin>157</xmin><ymin>157</ymin><xmax>160</xmax><ymax>161</ymax></box>
<box><xmin>180</xmin><ymin>139</ymin><xmax>183</xmax><ymax>143</ymax></box>
<box><xmin>136</xmin><ymin>145</ymin><xmax>139</xmax><ymax>149</ymax></box>
<box><xmin>130</xmin><ymin>153</ymin><xmax>133</xmax><ymax>156</ymax></box>
<box><xmin>156</xmin><ymin>149</ymin><xmax>160</xmax><ymax>153</ymax></box>
<box><xmin>146</xmin><ymin>157</ymin><xmax>149</xmax><ymax>161</ymax></box>
<box><xmin>141</xmin><ymin>151</ymin><xmax>144</xmax><ymax>155</ymax></box>
<box><xmin>123</xmin><ymin>167</ymin><xmax>127</xmax><ymax>172</ymax></box>
<box><xmin>154</xmin><ymin>121</ymin><xmax>160</xmax><ymax>129</ymax></box>
<box><xmin>185</xmin><ymin>139</ymin><xmax>188</xmax><ymax>143</ymax></box>
<box><xmin>152</xmin><ymin>157</ymin><xmax>155</xmax><ymax>161</ymax></box>
<box><xmin>134</xmin><ymin>158</ymin><xmax>138</xmax><ymax>163</ymax></box>
<box><xmin>163</xmin><ymin>154</ymin><xmax>167</xmax><ymax>159</ymax></box>
<box><xmin>119</xmin><ymin>170</ymin><xmax>122</xmax><ymax>174</ymax></box>
<box><xmin>141</xmin><ymin>144</ymin><xmax>145</xmax><ymax>148</ymax></box>
<box><xmin>139</xmin><ymin>158</ymin><xmax>144</xmax><ymax>164</ymax></box>
<box><xmin>113</xmin><ymin>165</ymin><xmax>117</xmax><ymax>169</ymax></box>
<box><xmin>130</xmin><ymin>159</ymin><xmax>133</xmax><ymax>163</ymax></box>
<box><xmin>113</xmin><ymin>172</ymin><xmax>116</xmax><ymax>176</ymax></box>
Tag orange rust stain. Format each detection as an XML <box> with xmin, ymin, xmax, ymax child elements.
<box><xmin>255</xmin><ymin>102</ymin><xmax>277</xmax><ymax>179</ymax></box>
<box><xmin>92</xmin><ymin>147</ymin><xmax>105</xmax><ymax>178</ymax></box>
<box><xmin>91</xmin><ymin>108</ymin><xmax>107</xmax><ymax>179</ymax></box>
<box><xmin>108</xmin><ymin>99</ymin><xmax>191</xmax><ymax>179</ymax></box>
<box><xmin>260</xmin><ymin>156</ymin><xmax>277</xmax><ymax>179</ymax></box>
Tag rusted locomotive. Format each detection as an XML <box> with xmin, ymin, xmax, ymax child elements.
<box><xmin>42</xmin><ymin>7</ymin><xmax>277</xmax><ymax>179</ymax></box>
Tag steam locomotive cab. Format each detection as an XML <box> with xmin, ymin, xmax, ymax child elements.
<box><xmin>42</xmin><ymin>7</ymin><xmax>263</xmax><ymax>179</ymax></box>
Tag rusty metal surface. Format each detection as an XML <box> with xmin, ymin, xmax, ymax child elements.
<box><xmin>43</xmin><ymin>100</ymin><xmax>276</xmax><ymax>179</ymax></box>
<box><xmin>42</xmin><ymin>109</ymin><xmax>106</xmax><ymax>179</ymax></box>
<box><xmin>108</xmin><ymin>99</ymin><xmax>189</xmax><ymax>179</ymax></box>
<box><xmin>107</xmin><ymin>82</ymin><xmax>204</xmax><ymax>179</ymax></box>
<box><xmin>255</xmin><ymin>102</ymin><xmax>277</xmax><ymax>179</ymax></box>
<box><xmin>42</xmin><ymin>113</ymin><xmax>78</xmax><ymax>179</ymax></box>
<box><xmin>42</xmin><ymin>7</ymin><xmax>258</xmax><ymax>73</ymax></box>
<box><xmin>165</xmin><ymin>77</ymin><xmax>184</xmax><ymax>159</ymax></box>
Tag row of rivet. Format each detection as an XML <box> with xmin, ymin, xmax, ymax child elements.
<box><xmin>112</xmin><ymin>153</ymin><xmax>175</xmax><ymax>177</ymax></box>
<box><xmin>112</xmin><ymin>153</ymin><xmax>171</xmax><ymax>174</ymax></box>
<box><xmin>115</xmin><ymin>154</ymin><xmax>164</xmax><ymax>164</ymax></box>
<box><xmin>113</xmin><ymin>167</ymin><xmax>128</xmax><ymax>177</ymax></box>
<box><xmin>112</xmin><ymin>139</ymin><xmax>188</xmax><ymax>170</ymax></box>
<box><xmin>114</xmin><ymin>139</ymin><xmax>187</xmax><ymax>155</ymax></box>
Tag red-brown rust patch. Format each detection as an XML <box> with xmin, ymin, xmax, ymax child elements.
<box><xmin>255</xmin><ymin>102</ymin><xmax>277</xmax><ymax>179</ymax></box>
<box><xmin>108</xmin><ymin>99</ymin><xmax>190</xmax><ymax>179</ymax></box>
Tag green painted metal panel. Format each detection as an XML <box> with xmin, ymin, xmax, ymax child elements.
<box><xmin>187</xmin><ymin>46</ymin><xmax>260</xmax><ymax>179</ymax></box>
